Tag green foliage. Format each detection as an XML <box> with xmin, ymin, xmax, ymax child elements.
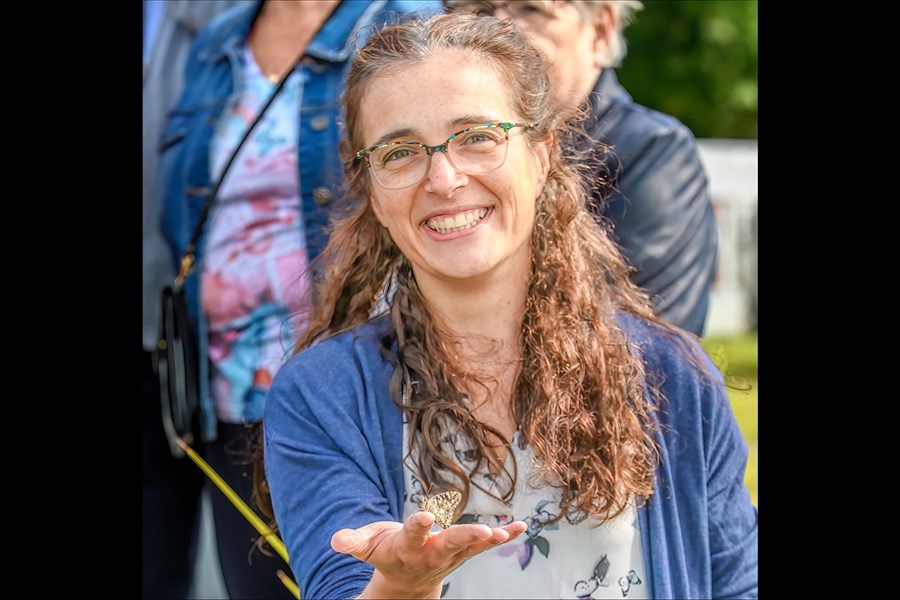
<box><xmin>702</xmin><ymin>332</ymin><xmax>758</xmax><ymax>506</ymax></box>
<box><xmin>703</xmin><ymin>331</ymin><xmax>758</xmax><ymax>378</ymax></box>
<box><xmin>618</xmin><ymin>0</ymin><xmax>758</xmax><ymax>139</ymax></box>
<box><xmin>725</xmin><ymin>379</ymin><xmax>757</xmax><ymax>506</ymax></box>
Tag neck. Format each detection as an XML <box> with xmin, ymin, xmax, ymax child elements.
<box><xmin>408</xmin><ymin>250</ymin><xmax>530</xmax><ymax>442</ymax></box>
<box><xmin>250</xmin><ymin>0</ymin><xmax>341</xmax><ymax>83</ymax></box>
<box><xmin>413</xmin><ymin>259</ymin><xmax>529</xmax><ymax>367</ymax></box>
<box><xmin>562</xmin><ymin>66</ymin><xmax>604</xmax><ymax>117</ymax></box>
<box><xmin>418</xmin><ymin>272</ymin><xmax>526</xmax><ymax>441</ymax></box>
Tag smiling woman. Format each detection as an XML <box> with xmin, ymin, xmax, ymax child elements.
<box><xmin>363</xmin><ymin>56</ymin><xmax>548</xmax><ymax>283</ymax></box>
<box><xmin>254</xmin><ymin>11</ymin><xmax>757</xmax><ymax>600</ymax></box>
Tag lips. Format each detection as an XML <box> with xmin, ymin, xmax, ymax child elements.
<box><xmin>425</xmin><ymin>208</ymin><xmax>489</xmax><ymax>234</ymax></box>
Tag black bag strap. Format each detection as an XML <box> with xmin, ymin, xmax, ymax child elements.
<box><xmin>172</xmin><ymin>53</ymin><xmax>305</xmax><ymax>291</ymax></box>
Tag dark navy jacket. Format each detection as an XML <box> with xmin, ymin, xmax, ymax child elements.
<box><xmin>581</xmin><ymin>69</ymin><xmax>718</xmax><ymax>337</ymax></box>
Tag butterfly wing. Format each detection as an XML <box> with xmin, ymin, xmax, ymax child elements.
<box><xmin>421</xmin><ymin>491</ymin><xmax>462</xmax><ymax>529</ymax></box>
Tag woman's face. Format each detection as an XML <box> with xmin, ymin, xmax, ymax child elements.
<box><xmin>358</xmin><ymin>50</ymin><xmax>549</xmax><ymax>289</ymax></box>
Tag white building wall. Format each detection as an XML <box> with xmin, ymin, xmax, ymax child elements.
<box><xmin>697</xmin><ymin>138</ymin><xmax>758</xmax><ymax>337</ymax></box>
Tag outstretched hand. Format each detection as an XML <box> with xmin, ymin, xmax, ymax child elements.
<box><xmin>331</xmin><ymin>510</ymin><xmax>528</xmax><ymax>599</ymax></box>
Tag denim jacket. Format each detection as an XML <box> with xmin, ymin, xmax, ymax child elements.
<box><xmin>143</xmin><ymin>0</ymin><xmax>245</xmax><ymax>350</ymax></box>
<box><xmin>158</xmin><ymin>0</ymin><xmax>441</xmax><ymax>441</ymax></box>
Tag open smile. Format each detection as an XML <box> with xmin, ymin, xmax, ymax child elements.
<box><xmin>425</xmin><ymin>208</ymin><xmax>489</xmax><ymax>234</ymax></box>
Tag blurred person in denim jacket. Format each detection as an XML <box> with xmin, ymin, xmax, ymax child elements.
<box><xmin>156</xmin><ymin>1</ymin><xmax>441</xmax><ymax>597</ymax></box>
<box><xmin>445</xmin><ymin>0</ymin><xmax>718</xmax><ymax>336</ymax></box>
<box><xmin>143</xmin><ymin>1</ymin><xmax>246</xmax><ymax>597</ymax></box>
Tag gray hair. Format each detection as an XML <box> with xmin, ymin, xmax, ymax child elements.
<box><xmin>444</xmin><ymin>1</ymin><xmax>644</xmax><ymax>69</ymax></box>
<box><xmin>574</xmin><ymin>1</ymin><xmax>644</xmax><ymax>68</ymax></box>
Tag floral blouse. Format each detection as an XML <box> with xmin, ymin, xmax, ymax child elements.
<box><xmin>402</xmin><ymin>423</ymin><xmax>648</xmax><ymax>599</ymax></box>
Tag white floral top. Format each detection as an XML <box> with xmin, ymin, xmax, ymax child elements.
<box><xmin>402</xmin><ymin>423</ymin><xmax>648</xmax><ymax>599</ymax></box>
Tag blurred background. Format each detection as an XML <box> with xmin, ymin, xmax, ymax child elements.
<box><xmin>624</xmin><ymin>0</ymin><xmax>758</xmax><ymax>335</ymax></box>
<box><xmin>621</xmin><ymin>0</ymin><xmax>758</xmax><ymax>510</ymax></box>
<box><xmin>190</xmin><ymin>2</ymin><xmax>759</xmax><ymax>596</ymax></box>
<box><xmin>622</xmin><ymin>0</ymin><xmax>758</xmax><ymax>140</ymax></box>
<box><xmin>618</xmin><ymin>0</ymin><xmax>759</xmax><ymax>506</ymax></box>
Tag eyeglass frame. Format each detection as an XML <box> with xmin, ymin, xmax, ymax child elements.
<box><xmin>355</xmin><ymin>121</ymin><xmax>535</xmax><ymax>189</ymax></box>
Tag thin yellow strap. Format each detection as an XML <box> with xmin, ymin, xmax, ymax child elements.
<box><xmin>174</xmin><ymin>438</ymin><xmax>301</xmax><ymax>599</ymax></box>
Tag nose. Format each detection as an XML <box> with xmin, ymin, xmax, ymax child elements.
<box><xmin>423</xmin><ymin>149</ymin><xmax>468</xmax><ymax>196</ymax></box>
<box><xmin>491</xmin><ymin>1</ymin><xmax>514</xmax><ymax>19</ymax></box>
<box><xmin>493</xmin><ymin>6</ymin><xmax>512</xmax><ymax>19</ymax></box>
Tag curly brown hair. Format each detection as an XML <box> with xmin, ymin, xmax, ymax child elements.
<box><xmin>255</xmin><ymin>12</ymin><xmax>679</xmax><ymax>531</ymax></box>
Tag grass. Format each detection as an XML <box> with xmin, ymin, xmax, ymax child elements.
<box><xmin>701</xmin><ymin>332</ymin><xmax>758</xmax><ymax>507</ymax></box>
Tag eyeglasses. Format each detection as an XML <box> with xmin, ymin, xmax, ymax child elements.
<box><xmin>355</xmin><ymin>122</ymin><xmax>534</xmax><ymax>190</ymax></box>
<box><xmin>445</xmin><ymin>0</ymin><xmax>559</xmax><ymax>25</ymax></box>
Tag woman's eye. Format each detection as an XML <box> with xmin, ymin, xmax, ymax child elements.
<box><xmin>385</xmin><ymin>147</ymin><xmax>414</xmax><ymax>162</ymax></box>
<box><xmin>516</xmin><ymin>2</ymin><xmax>552</xmax><ymax>18</ymax></box>
<box><xmin>461</xmin><ymin>132</ymin><xmax>495</xmax><ymax>146</ymax></box>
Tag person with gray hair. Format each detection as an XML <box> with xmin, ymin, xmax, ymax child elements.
<box><xmin>445</xmin><ymin>0</ymin><xmax>718</xmax><ymax>337</ymax></box>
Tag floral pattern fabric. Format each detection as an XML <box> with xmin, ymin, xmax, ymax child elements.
<box><xmin>202</xmin><ymin>46</ymin><xmax>313</xmax><ymax>424</ymax></box>
<box><xmin>402</xmin><ymin>424</ymin><xmax>648</xmax><ymax>599</ymax></box>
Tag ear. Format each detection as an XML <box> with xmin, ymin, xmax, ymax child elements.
<box><xmin>591</xmin><ymin>3</ymin><xmax>617</xmax><ymax>69</ymax></box>
<box><xmin>533</xmin><ymin>133</ymin><xmax>552</xmax><ymax>189</ymax></box>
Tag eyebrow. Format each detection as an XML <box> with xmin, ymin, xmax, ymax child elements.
<box><xmin>369</xmin><ymin>114</ymin><xmax>504</xmax><ymax>147</ymax></box>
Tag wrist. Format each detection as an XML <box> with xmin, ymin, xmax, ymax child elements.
<box><xmin>357</xmin><ymin>571</ymin><xmax>443</xmax><ymax>599</ymax></box>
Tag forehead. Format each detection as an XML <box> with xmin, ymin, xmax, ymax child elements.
<box><xmin>484</xmin><ymin>0</ymin><xmax>586</xmax><ymax>24</ymax></box>
<box><xmin>359</xmin><ymin>50</ymin><xmax>516</xmax><ymax>142</ymax></box>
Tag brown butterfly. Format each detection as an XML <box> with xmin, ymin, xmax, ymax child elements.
<box><xmin>419</xmin><ymin>490</ymin><xmax>462</xmax><ymax>529</ymax></box>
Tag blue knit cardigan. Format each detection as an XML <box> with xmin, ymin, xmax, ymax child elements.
<box><xmin>264</xmin><ymin>313</ymin><xmax>758</xmax><ymax>599</ymax></box>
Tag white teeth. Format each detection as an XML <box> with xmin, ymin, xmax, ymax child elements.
<box><xmin>426</xmin><ymin>208</ymin><xmax>488</xmax><ymax>234</ymax></box>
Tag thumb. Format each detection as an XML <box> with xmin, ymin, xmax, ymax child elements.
<box><xmin>331</xmin><ymin>526</ymin><xmax>373</xmax><ymax>556</ymax></box>
<box><xmin>403</xmin><ymin>510</ymin><xmax>436</xmax><ymax>548</ymax></box>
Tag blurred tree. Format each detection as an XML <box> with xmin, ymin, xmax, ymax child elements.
<box><xmin>619</xmin><ymin>0</ymin><xmax>758</xmax><ymax>139</ymax></box>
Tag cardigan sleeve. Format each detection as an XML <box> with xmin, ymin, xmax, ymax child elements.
<box><xmin>704</xmin><ymin>367</ymin><xmax>759</xmax><ymax>598</ymax></box>
<box><xmin>623</xmin><ymin>313</ymin><xmax>757</xmax><ymax>598</ymax></box>
<box><xmin>263</xmin><ymin>330</ymin><xmax>402</xmax><ymax>599</ymax></box>
<box><xmin>662</xmin><ymin>332</ymin><xmax>759</xmax><ymax>599</ymax></box>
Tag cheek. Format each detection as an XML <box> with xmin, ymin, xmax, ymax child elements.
<box><xmin>507</xmin><ymin>169</ymin><xmax>543</xmax><ymax>219</ymax></box>
<box><xmin>531</xmin><ymin>35</ymin><xmax>557</xmax><ymax>59</ymax></box>
<box><xmin>370</xmin><ymin>191</ymin><xmax>415</xmax><ymax>233</ymax></box>
<box><xmin>369</xmin><ymin>194</ymin><xmax>390</xmax><ymax>228</ymax></box>
<box><xmin>527</xmin><ymin>34</ymin><xmax>562</xmax><ymax>71</ymax></box>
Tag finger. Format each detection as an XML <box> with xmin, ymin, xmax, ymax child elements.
<box><xmin>459</xmin><ymin>521</ymin><xmax>528</xmax><ymax>557</ymax></box>
<box><xmin>500</xmin><ymin>520</ymin><xmax>528</xmax><ymax>539</ymax></box>
<box><xmin>403</xmin><ymin>510</ymin><xmax>436</xmax><ymax>548</ymax></box>
<box><xmin>443</xmin><ymin>524</ymin><xmax>494</xmax><ymax>553</ymax></box>
<box><xmin>331</xmin><ymin>527</ymin><xmax>369</xmax><ymax>556</ymax></box>
<box><xmin>330</xmin><ymin>521</ymin><xmax>395</xmax><ymax>556</ymax></box>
